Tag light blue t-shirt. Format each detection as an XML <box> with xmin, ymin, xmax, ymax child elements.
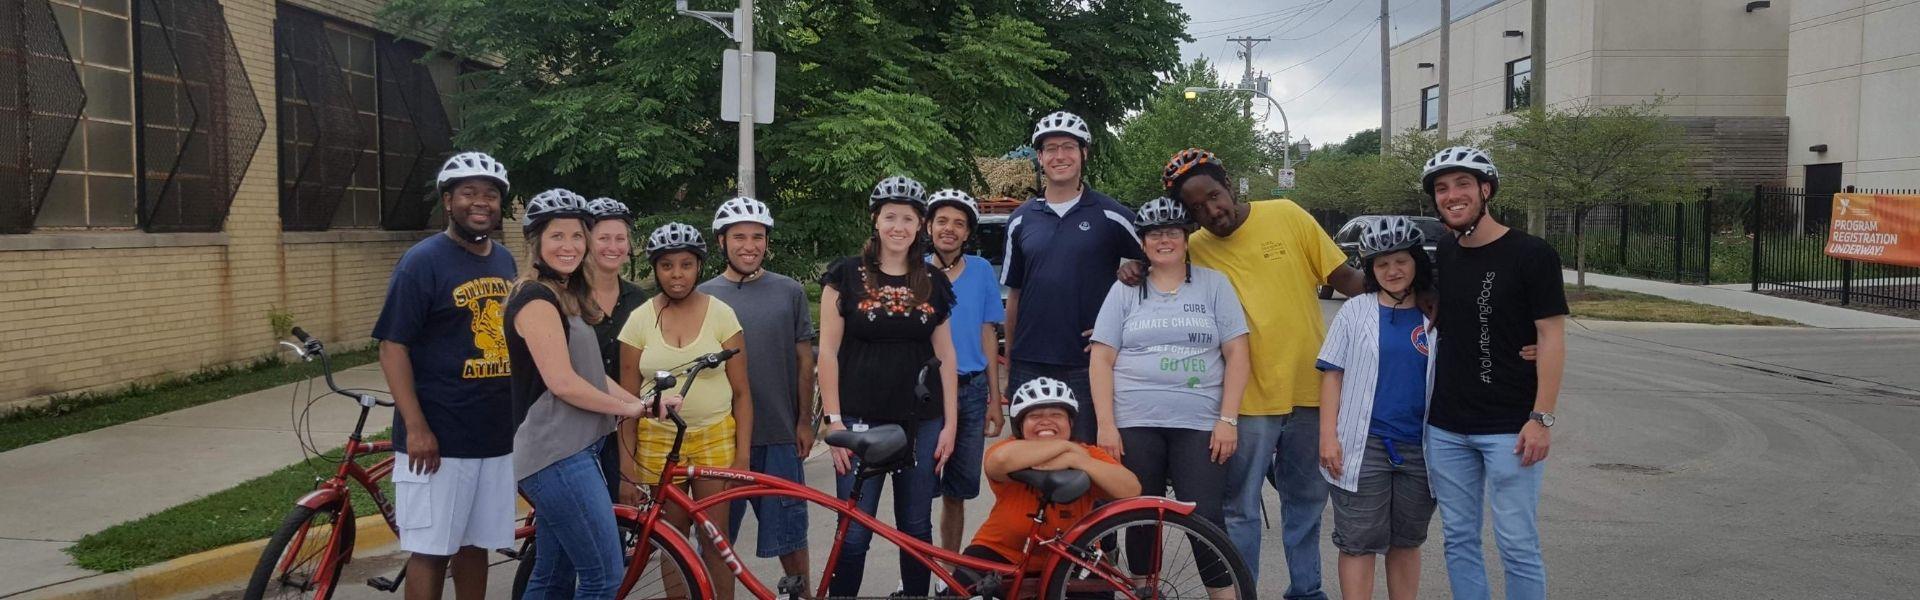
<box><xmin>1089</xmin><ymin>266</ymin><xmax>1249</xmax><ymax>431</ymax></box>
<box><xmin>933</xmin><ymin>254</ymin><xmax>1005</xmax><ymax>374</ymax></box>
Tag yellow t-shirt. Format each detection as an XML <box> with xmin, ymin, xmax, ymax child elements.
<box><xmin>616</xmin><ymin>296</ymin><xmax>744</xmax><ymax>429</ymax></box>
<box><xmin>1187</xmin><ymin>200</ymin><xmax>1347</xmax><ymax>416</ymax></box>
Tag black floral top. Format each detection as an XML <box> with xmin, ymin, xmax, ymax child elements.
<box><xmin>821</xmin><ymin>257</ymin><xmax>954</xmax><ymax>422</ymax></box>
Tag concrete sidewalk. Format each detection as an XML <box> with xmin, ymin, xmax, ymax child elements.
<box><xmin>0</xmin><ymin>363</ymin><xmax>392</xmax><ymax>598</ymax></box>
<box><xmin>1565</xmin><ymin>269</ymin><xmax>1920</xmax><ymax>329</ymax></box>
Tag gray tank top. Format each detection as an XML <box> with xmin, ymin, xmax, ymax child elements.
<box><xmin>512</xmin><ymin>314</ymin><xmax>619</xmax><ymax>480</ymax></box>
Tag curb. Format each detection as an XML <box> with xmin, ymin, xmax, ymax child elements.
<box><xmin>16</xmin><ymin>514</ymin><xmax>396</xmax><ymax>600</ymax></box>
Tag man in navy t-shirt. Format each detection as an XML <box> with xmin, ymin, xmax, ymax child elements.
<box><xmin>372</xmin><ymin>152</ymin><xmax>519</xmax><ymax>600</ymax></box>
<box><xmin>1002</xmin><ymin>111</ymin><xmax>1146</xmax><ymax>442</ymax></box>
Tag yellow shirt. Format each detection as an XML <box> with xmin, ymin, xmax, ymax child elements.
<box><xmin>1188</xmin><ymin>200</ymin><xmax>1347</xmax><ymax>415</ymax></box>
<box><xmin>616</xmin><ymin>296</ymin><xmax>744</xmax><ymax>429</ymax></box>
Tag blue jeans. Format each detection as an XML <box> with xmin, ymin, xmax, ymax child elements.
<box><xmin>938</xmin><ymin>374</ymin><xmax>989</xmax><ymax>499</ymax></box>
<box><xmin>727</xmin><ymin>444</ymin><xmax>810</xmax><ymax>558</ymax></box>
<box><xmin>1223</xmin><ymin>409</ymin><xmax>1329</xmax><ymax>600</ymax></box>
<box><xmin>830</xmin><ymin>416</ymin><xmax>943</xmax><ymax>597</ymax></box>
<box><xmin>1007</xmin><ymin>361</ymin><xmax>1095</xmax><ymax>442</ymax></box>
<box><xmin>1426</xmin><ymin>425</ymin><xmax>1547</xmax><ymax>600</ymax></box>
<box><xmin>518</xmin><ymin>444</ymin><xmax>625</xmax><ymax>600</ymax></box>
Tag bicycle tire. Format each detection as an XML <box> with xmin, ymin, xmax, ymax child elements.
<box><xmin>1042</xmin><ymin>508</ymin><xmax>1254</xmax><ymax>600</ymax></box>
<box><xmin>243</xmin><ymin>503</ymin><xmax>355</xmax><ymax>600</ymax></box>
<box><xmin>511</xmin><ymin>515</ymin><xmax>708</xmax><ymax>600</ymax></box>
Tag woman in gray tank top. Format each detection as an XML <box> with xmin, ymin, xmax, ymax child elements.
<box><xmin>506</xmin><ymin>190</ymin><xmax>663</xmax><ymax>599</ymax></box>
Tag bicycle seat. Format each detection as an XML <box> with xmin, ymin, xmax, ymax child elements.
<box><xmin>824</xmin><ymin>424</ymin><xmax>909</xmax><ymax>466</ymax></box>
<box><xmin>1010</xmin><ymin>468</ymin><xmax>1091</xmax><ymax>504</ymax></box>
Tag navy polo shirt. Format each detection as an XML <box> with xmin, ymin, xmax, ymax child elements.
<box><xmin>1001</xmin><ymin>188</ymin><xmax>1146</xmax><ymax>368</ymax></box>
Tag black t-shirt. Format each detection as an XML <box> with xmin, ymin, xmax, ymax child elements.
<box><xmin>820</xmin><ymin>257</ymin><xmax>955</xmax><ymax>423</ymax></box>
<box><xmin>505</xmin><ymin>283</ymin><xmax>570</xmax><ymax>432</ymax></box>
<box><xmin>591</xmin><ymin>279</ymin><xmax>648</xmax><ymax>379</ymax></box>
<box><xmin>1430</xmin><ymin>230</ymin><xmax>1568</xmax><ymax>435</ymax></box>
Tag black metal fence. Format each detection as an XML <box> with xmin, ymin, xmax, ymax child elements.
<box><xmin>1751</xmin><ymin>185</ymin><xmax>1920</xmax><ymax>307</ymax></box>
<box><xmin>1490</xmin><ymin>189</ymin><xmax>1720</xmax><ymax>284</ymax></box>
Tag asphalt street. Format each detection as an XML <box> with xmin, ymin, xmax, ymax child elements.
<box><xmin>215</xmin><ymin>300</ymin><xmax>1920</xmax><ymax>599</ymax></box>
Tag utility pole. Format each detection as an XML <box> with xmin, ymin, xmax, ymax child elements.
<box><xmin>1228</xmin><ymin>37</ymin><xmax>1269</xmax><ymax>119</ymax></box>
<box><xmin>1379</xmin><ymin>0</ymin><xmax>1392</xmax><ymax>155</ymax></box>
<box><xmin>1527</xmin><ymin>0</ymin><xmax>1546</xmax><ymax>233</ymax></box>
<box><xmin>736</xmin><ymin>0</ymin><xmax>755</xmax><ymax>197</ymax></box>
<box><xmin>1437</xmin><ymin>0</ymin><xmax>1451</xmax><ymax>142</ymax></box>
<box><xmin>678</xmin><ymin>0</ymin><xmax>758</xmax><ymax>197</ymax></box>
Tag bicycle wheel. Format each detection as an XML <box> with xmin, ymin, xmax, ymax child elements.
<box><xmin>1043</xmin><ymin>508</ymin><xmax>1253</xmax><ymax>600</ymax></box>
<box><xmin>243</xmin><ymin>503</ymin><xmax>355</xmax><ymax>600</ymax></box>
<box><xmin>511</xmin><ymin>515</ymin><xmax>708</xmax><ymax>600</ymax></box>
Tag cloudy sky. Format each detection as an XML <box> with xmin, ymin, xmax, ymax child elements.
<box><xmin>1168</xmin><ymin>0</ymin><xmax>1472</xmax><ymax>148</ymax></box>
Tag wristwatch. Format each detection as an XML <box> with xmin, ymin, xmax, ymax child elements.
<box><xmin>822</xmin><ymin>412</ymin><xmax>842</xmax><ymax>426</ymax></box>
<box><xmin>1218</xmin><ymin>415</ymin><xmax>1239</xmax><ymax>427</ymax></box>
<box><xmin>1529</xmin><ymin>411</ymin><xmax>1555</xmax><ymax>427</ymax></box>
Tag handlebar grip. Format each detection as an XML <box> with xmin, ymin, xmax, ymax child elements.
<box><xmin>291</xmin><ymin>327</ymin><xmax>311</xmax><ymax>342</ymax></box>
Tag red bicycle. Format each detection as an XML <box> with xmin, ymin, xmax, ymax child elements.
<box><xmin>511</xmin><ymin>350</ymin><xmax>1256</xmax><ymax>599</ymax></box>
<box><xmin>241</xmin><ymin>328</ymin><xmax>537</xmax><ymax>599</ymax></box>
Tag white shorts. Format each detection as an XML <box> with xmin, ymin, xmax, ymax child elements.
<box><xmin>392</xmin><ymin>453</ymin><xmax>517</xmax><ymax>556</ymax></box>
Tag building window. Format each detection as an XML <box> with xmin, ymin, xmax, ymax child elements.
<box><xmin>1506</xmin><ymin>56</ymin><xmax>1532</xmax><ymax>111</ymax></box>
<box><xmin>40</xmin><ymin>0</ymin><xmax>138</xmax><ymax>228</ymax></box>
<box><xmin>136</xmin><ymin>0</ymin><xmax>267</xmax><ymax>233</ymax></box>
<box><xmin>1421</xmin><ymin>85</ymin><xmax>1440</xmax><ymax>131</ymax></box>
<box><xmin>276</xmin><ymin>5</ymin><xmax>458</xmax><ymax>232</ymax></box>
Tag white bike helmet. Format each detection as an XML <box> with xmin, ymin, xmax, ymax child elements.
<box><xmin>436</xmin><ymin>151</ymin><xmax>510</xmax><ymax>194</ymax></box>
<box><xmin>1010</xmin><ymin>377</ymin><xmax>1080</xmax><ymax>435</ymax></box>
<box><xmin>1134</xmin><ymin>197</ymin><xmax>1192</xmax><ymax>232</ymax></box>
<box><xmin>520</xmin><ymin>188</ymin><xmax>591</xmax><ymax>231</ymax></box>
<box><xmin>1359</xmin><ymin>216</ymin><xmax>1425</xmax><ymax>261</ymax></box>
<box><xmin>926</xmin><ymin>189</ymin><xmax>979</xmax><ymax>226</ymax></box>
<box><xmin>585</xmin><ymin>197</ymin><xmax>634</xmax><ymax>224</ymax></box>
<box><xmin>1421</xmin><ymin>146</ymin><xmax>1499</xmax><ymax>198</ymax></box>
<box><xmin>1032</xmin><ymin>111</ymin><xmax>1092</xmax><ymax>146</ymax></box>
<box><xmin>869</xmin><ymin>176</ymin><xmax>928</xmax><ymax>213</ymax></box>
<box><xmin>645</xmin><ymin>222</ymin><xmax>707</xmax><ymax>260</ymax></box>
<box><xmin>713</xmin><ymin>196</ymin><xmax>775</xmax><ymax>234</ymax></box>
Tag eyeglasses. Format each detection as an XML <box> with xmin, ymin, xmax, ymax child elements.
<box><xmin>1039</xmin><ymin>142</ymin><xmax>1081</xmax><ymax>156</ymax></box>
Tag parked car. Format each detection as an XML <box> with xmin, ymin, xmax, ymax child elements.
<box><xmin>1318</xmin><ymin>215</ymin><xmax>1452</xmax><ymax>299</ymax></box>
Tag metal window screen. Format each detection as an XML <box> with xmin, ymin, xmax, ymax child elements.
<box><xmin>275</xmin><ymin>5</ymin><xmax>361</xmax><ymax>231</ymax></box>
<box><xmin>377</xmin><ymin>35</ymin><xmax>452</xmax><ymax>230</ymax></box>
<box><xmin>1</xmin><ymin>0</ymin><xmax>87</xmax><ymax>233</ymax></box>
<box><xmin>136</xmin><ymin>0</ymin><xmax>264</xmax><ymax>232</ymax></box>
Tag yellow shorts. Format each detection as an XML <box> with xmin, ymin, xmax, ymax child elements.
<box><xmin>634</xmin><ymin>416</ymin><xmax>738</xmax><ymax>486</ymax></box>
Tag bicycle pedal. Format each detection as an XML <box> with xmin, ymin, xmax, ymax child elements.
<box><xmin>496</xmin><ymin>547</ymin><xmax>521</xmax><ymax>560</ymax></box>
<box><xmin>280</xmin><ymin>574</ymin><xmax>313</xmax><ymax>592</ymax></box>
<box><xmin>366</xmin><ymin>576</ymin><xmax>400</xmax><ymax>592</ymax></box>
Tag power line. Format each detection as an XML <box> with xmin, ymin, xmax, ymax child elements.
<box><xmin>1190</xmin><ymin>1</ymin><xmax>1332</xmax><ymax>39</ymax></box>
<box><xmin>1261</xmin><ymin>0</ymin><xmax>1353</xmax><ymax>40</ymax></box>
<box><xmin>1268</xmin><ymin>15</ymin><xmax>1378</xmax><ymax>76</ymax></box>
<box><xmin>1282</xmin><ymin>19</ymin><xmax>1378</xmax><ymax>103</ymax></box>
<box><xmin>1277</xmin><ymin>0</ymin><xmax>1370</xmax><ymax>41</ymax></box>
<box><xmin>1185</xmin><ymin>1</ymin><xmax>1327</xmax><ymax>26</ymax></box>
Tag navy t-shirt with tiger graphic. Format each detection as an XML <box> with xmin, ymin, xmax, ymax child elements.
<box><xmin>372</xmin><ymin>233</ymin><xmax>518</xmax><ymax>458</ymax></box>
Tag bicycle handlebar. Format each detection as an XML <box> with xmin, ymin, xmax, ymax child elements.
<box><xmin>282</xmin><ymin>326</ymin><xmax>392</xmax><ymax>408</ymax></box>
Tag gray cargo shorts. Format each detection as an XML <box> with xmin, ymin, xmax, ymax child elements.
<box><xmin>1330</xmin><ymin>436</ymin><xmax>1437</xmax><ymax>555</ymax></box>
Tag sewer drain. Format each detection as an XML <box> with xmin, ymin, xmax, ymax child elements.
<box><xmin>1590</xmin><ymin>463</ymin><xmax>1668</xmax><ymax>475</ymax></box>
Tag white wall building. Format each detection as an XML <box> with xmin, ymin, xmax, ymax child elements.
<box><xmin>1786</xmin><ymin>0</ymin><xmax>1920</xmax><ymax>191</ymax></box>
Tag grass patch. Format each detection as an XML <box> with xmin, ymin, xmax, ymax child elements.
<box><xmin>65</xmin><ymin>434</ymin><xmax>394</xmax><ymax>573</ymax></box>
<box><xmin>0</xmin><ymin>346</ymin><xmax>378</xmax><ymax>453</ymax></box>
<box><xmin>1566</xmin><ymin>285</ymin><xmax>1797</xmax><ymax>326</ymax></box>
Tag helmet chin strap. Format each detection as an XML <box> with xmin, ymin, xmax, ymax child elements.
<box><xmin>450</xmin><ymin>220</ymin><xmax>491</xmax><ymax>244</ymax></box>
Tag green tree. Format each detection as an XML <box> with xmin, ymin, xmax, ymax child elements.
<box><xmin>1488</xmin><ymin>101</ymin><xmax>1697</xmax><ymax>288</ymax></box>
<box><xmin>378</xmin><ymin>0</ymin><xmax>1188</xmax><ymax>275</ymax></box>
<box><xmin>1098</xmin><ymin>58</ymin><xmax>1268</xmax><ymax>204</ymax></box>
<box><xmin>1330</xmin><ymin>128</ymin><xmax>1380</xmax><ymax>156</ymax></box>
<box><xmin>1293</xmin><ymin>128</ymin><xmax>1471</xmax><ymax>216</ymax></box>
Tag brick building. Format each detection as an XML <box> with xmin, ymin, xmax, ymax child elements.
<box><xmin>0</xmin><ymin>0</ymin><xmax>521</xmax><ymax>408</ymax></box>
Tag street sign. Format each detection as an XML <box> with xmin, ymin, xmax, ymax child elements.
<box><xmin>721</xmin><ymin>50</ymin><xmax>775</xmax><ymax>124</ymax></box>
<box><xmin>1276</xmin><ymin>168</ymin><xmax>1296</xmax><ymax>190</ymax></box>
<box><xmin>1238</xmin><ymin>177</ymin><xmax>1249</xmax><ymax>195</ymax></box>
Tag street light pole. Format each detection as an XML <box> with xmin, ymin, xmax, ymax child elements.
<box><xmin>677</xmin><ymin>0</ymin><xmax>756</xmax><ymax>198</ymax></box>
<box><xmin>1184</xmin><ymin>86</ymin><xmax>1291</xmax><ymax>169</ymax></box>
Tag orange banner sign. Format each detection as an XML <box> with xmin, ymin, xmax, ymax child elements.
<box><xmin>1825</xmin><ymin>193</ymin><xmax>1920</xmax><ymax>267</ymax></box>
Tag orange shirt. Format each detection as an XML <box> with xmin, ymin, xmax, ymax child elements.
<box><xmin>969</xmin><ymin>440</ymin><xmax>1121</xmax><ymax>570</ymax></box>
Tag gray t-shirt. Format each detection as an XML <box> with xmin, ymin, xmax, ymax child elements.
<box><xmin>1089</xmin><ymin>266</ymin><xmax>1249</xmax><ymax>431</ymax></box>
<box><xmin>506</xmin><ymin>285</ymin><xmax>618</xmax><ymax>481</ymax></box>
<box><xmin>699</xmin><ymin>272</ymin><xmax>816</xmax><ymax>447</ymax></box>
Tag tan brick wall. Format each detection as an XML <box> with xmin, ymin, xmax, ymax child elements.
<box><xmin>0</xmin><ymin>0</ymin><xmax>527</xmax><ymax>409</ymax></box>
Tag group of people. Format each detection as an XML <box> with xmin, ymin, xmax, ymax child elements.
<box><xmin>368</xmin><ymin>108</ymin><xmax>1567</xmax><ymax>600</ymax></box>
